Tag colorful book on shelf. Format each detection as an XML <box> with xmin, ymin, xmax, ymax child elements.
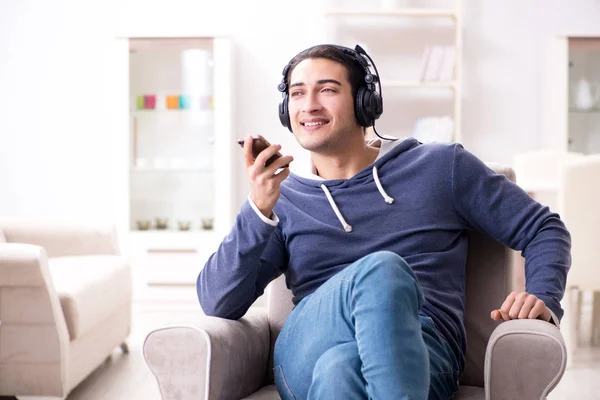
<box><xmin>412</xmin><ymin>116</ymin><xmax>454</xmax><ymax>143</ymax></box>
<box><xmin>420</xmin><ymin>45</ymin><xmax>455</xmax><ymax>82</ymax></box>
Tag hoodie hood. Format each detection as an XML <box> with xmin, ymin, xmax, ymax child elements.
<box><xmin>286</xmin><ymin>136</ymin><xmax>418</xmax><ymax>232</ymax></box>
<box><xmin>291</xmin><ymin>136</ymin><xmax>413</xmax><ymax>182</ymax></box>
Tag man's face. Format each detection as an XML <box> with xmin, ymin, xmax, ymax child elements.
<box><xmin>287</xmin><ymin>58</ymin><xmax>361</xmax><ymax>153</ymax></box>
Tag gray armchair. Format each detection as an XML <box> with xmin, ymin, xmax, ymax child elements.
<box><xmin>143</xmin><ymin>164</ymin><xmax>567</xmax><ymax>400</ymax></box>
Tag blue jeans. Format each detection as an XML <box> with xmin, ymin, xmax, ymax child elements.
<box><xmin>273</xmin><ymin>251</ymin><xmax>460</xmax><ymax>400</ymax></box>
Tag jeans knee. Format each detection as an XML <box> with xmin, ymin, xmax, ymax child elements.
<box><xmin>351</xmin><ymin>251</ymin><xmax>423</xmax><ymax>307</ymax></box>
<box><xmin>367</xmin><ymin>250</ymin><xmax>408</xmax><ymax>268</ymax></box>
<box><xmin>361</xmin><ymin>251</ymin><xmax>415</xmax><ymax>280</ymax></box>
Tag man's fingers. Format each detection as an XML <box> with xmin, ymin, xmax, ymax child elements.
<box><xmin>490</xmin><ymin>309</ymin><xmax>510</xmax><ymax>321</ymax></box>
<box><xmin>273</xmin><ymin>167</ymin><xmax>291</xmax><ymax>185</ymax></box>
<box><xmin>243</xmin><ymin>135</ymin><xmax>254</xmax><ymax>169</ymax></box>
<box><xmin>267</xmin><ymin>156</ymin><xmax>294</xmax><ymax>173</ymax></box>
<box><xmin>499</xmin><ymin>291</ymin><xmax>516</xmax><ymax>318</ymax></box>
<box><xmin>267</xmin><ymin>155</ymin><xmax>294</xmax><ymax>171</ymax></box>
<box><xmin>490</xmin><ymin>310</ymin><xmax>502</xmax><ymax>321</ymax></box>
<box><xmin>255</xmin><ymin>144</ymin><xmax>283</xmax><ymax>167</ymax></box>
<box><xmin>509</xmin><ymin>293</ymin><xmax>527</xmax><ymax>319</ymax></box>
<box><xmin>528</xmin><ymin>299</ymin><xmax>547</xmax><ymax>320</ymax></box>
<box><xmin>517</xmin><ymin>295</ymin><xmax>538</xmax><ymax>319</ymax></box>
<box><xmin>493</xmin><ymin>292</ymin><xmax>551</xmax><ymax>322</ymax></box>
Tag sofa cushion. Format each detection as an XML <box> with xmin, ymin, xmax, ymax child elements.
<box><xmin>48</xmin><ymin>255</ymin><xmax>132</xmax><ymax>340</ymax></box>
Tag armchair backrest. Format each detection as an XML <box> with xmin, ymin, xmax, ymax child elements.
<box><xmin>265</xmin><ymin>163</ymin><xmax>516</xmax><ymax>388</ymax></box>
<box><xmin>0</xmin><ymin>222</ymin><xmax>118</xmax><ymax>258</ymax></box>
<box><xmin>559</xmin><ymin>155</ymin><xmax>600</xmax><ymax>290</ymax></box>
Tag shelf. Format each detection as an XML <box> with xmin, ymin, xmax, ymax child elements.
<box><xmin>382</xmin><ymin>80</ymin><xmax>456</xmax><ymax>89</ymax></box>
<box><xmin>130</xmin><ymin>109</ymin><xmax>213</xmax><ymax>113</ymax></box>
<box><xmin>130</xmin><ymin>229</ymin><xmax>215</xmax><ymax>236</ymax></box>
<box><xmin>324</xmin><ymin>8</ymin><xmax>457</xmax><ymax>18</ymax></box>
<box><xmin>131</xmin><ymin>167</ymin><xmax>213</xmax><ymax>173</ymax></box>
<box><xmin>129</xmin><ymin>229</ymin><xmax>220</xmax><ymax>254</ymax></box>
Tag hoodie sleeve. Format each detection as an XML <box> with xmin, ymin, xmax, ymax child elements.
<box><xmin>451</xmin><ymin>144</ymin><xmax>571</xmax><ymax>322</ymax></box>
<box><xmin>196</xmin><ymin>199</ymin><xmax>287</xmax><ymax>319</ymax></box>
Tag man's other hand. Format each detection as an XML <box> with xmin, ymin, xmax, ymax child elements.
<box><xmin>491</xmin><ymin>291</ymin><xmax>551</xmax><ymax>322</ymax></box>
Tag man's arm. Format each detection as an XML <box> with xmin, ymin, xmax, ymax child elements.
<box><xmin>197</xmin><ymin>136</ymin><xmax>294</xmax><ymax>320</ymax></box>
<box><xmin>451</xmin><ymin>144</ymin><xmax>571</xmax><ymax>324</ymax></box>
<box><xmin>196</xmin><ymin>199</ymin><xmax>287</xmax><ymax>320</ymax></box>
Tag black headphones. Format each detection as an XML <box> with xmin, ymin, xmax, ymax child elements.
<box><xmin>277</xmin><ymin>44</ymin><xmax>383</xmax><ymax>133</ymax></box>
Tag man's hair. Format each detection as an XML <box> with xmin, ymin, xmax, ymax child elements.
<box><xmin>284</xmin><ymin>45</ymin><xmax>366</xmax><ymax>101</ymax></box>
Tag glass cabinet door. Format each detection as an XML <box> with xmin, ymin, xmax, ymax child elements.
<box><xmin>568</xmin><ymin>37</ymin><xmax>600</xmax><ymax>154</ymax></box>
<box><xmin>128</xmin><ymin>38</ymin><xmax>217</xmax><ymax>233</ymax></box>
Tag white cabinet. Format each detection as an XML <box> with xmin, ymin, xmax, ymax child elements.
<box><xmin>122</xmin><ymin>37</ymin><xmax>234</xmax><ymax>286</ymax></box>
<box><xmin>323</xmin><ymin>0</ymin><xmax>462</xmax><ymax>143</ymax></box>
<box><xmin>543</xmin><ymin>36</ymin><xmax>600</xmax><ymax>154</ymax></box>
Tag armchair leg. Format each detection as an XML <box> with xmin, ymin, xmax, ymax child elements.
<box><xmin>592</xmin><ymin>291</ymin><xmax>600</xmax><ymax>345</ymax></box>
<box><xmin>120</xmin><ymin>341</ymin><xmax>130</xmax><ymax>354</ymax></box>
<box><xmin>575</xmin><ymin>288</ymin><xmax>583</xmax><ymax>332</ymax></box>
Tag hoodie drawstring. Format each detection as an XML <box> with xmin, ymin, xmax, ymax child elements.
<box><xmin>320</xmin><ymin>166</ymin><xmax>394</xmax><ymax>233</ymax></box>
<box><xmin>373</xmin><ymin>166</ymin><xmax>395</xmax><ymax>204</ymax></box>
<box><xmin>321</xmin><ymin>184</ymin><xmax>353</xmax><ymax>233</ymax></box>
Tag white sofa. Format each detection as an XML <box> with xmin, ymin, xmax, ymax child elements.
<box><xmin>0</xmin><ymin>222</ymin><xmax>132</xmax><ymax>398</ymax></box>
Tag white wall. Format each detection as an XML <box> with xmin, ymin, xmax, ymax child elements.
<box><xmin>0</xmin><ymin>1</ymin><xmax>119</xmax><ymax>223</ymax></box>
<box><xmin>461</xmin><ymin>0</ymin><xmax>600</xmax><ymax>161</ymax></box>
<box><xmin>1</xmin><ymin>0</ymin><xmax>600</xmax><ymax>225</ymax></box>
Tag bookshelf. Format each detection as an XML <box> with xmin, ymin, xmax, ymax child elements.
<box><xmin>124</xmin><ymin>36</ymin><xmax>235</xmax><ymax>287</ymax></box>
<box><xmin>324</xmin><ymin>0</ymin><xmax>462</xmax><ymax>143</ymax></box>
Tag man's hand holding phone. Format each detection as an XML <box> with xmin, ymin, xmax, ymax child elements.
<box><xmin>240</xmin><ymin>135</ymin><xmax>294</xmax><ymax>218</ymax></box>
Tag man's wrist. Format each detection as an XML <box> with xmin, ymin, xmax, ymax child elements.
<box><xmin>247</xmin><ymin>196</ymin><xmax>278</xmax><ymax>226</ymax></box>
<box><xmin>249</xmin><ymin>195</ymin><xmax>273</xmax><ymax>217</ymax></box>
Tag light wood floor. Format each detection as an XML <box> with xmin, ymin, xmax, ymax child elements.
<box><xmin>64</xmin><ymin>289</ymin><xmax>600</xmax><ymax>400</ymax></box>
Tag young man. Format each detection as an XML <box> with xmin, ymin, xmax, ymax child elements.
<box><xmin>197</xmin><ymin>45</ymin><xmax>570</xmax><ymax>400</ymax></box>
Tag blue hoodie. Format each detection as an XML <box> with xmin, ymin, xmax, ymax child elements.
<box><xmin>197</xmin><ymin>137</ymin><xmax>571</xmax><ymax>371</ymax></box>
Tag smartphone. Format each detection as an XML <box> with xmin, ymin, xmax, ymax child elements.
<box><xmin>237</xmin><ymin>135</ymin><xmax>289</xmax><ymax>168</ymax></box>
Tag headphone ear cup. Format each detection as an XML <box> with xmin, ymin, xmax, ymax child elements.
<box><xmin>278</xmin><ymin>94</ymin><xmax>293</xmax><ymax>133</ymax></box>
<box><xmin>354</xmin><ymin>87</ymin><xmax>370</xmax><ymax>127</ymax></box>
<box><xmin>370</xmin><ymin>90</ymin><xmax>383</xmax><ymax>120</ymax></box>
<box><xmin>356</xmin><ymin>86</ymin><xmax>383</xmax><ymax>128</ymax></box>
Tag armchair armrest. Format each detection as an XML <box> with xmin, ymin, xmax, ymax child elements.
<box><xmin>0</xmin><ymin>221</ymin><xmax>118</xmax><ymax>257</ymax></box>
<box><xmin>485</xmin><ymin>319</ymin><xmax>567</xmax><ymax>400</ymax></box>
<box><xmin>143</xmin><ymin>308</ymin><xmax>271</xmax><ymax>400</ymax></box>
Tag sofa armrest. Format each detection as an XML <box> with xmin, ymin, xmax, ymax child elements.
<box><xmin>0</xmin><ymin>243</ymin><xmax>70</xmax><ymax>396</ymax></box>
<box><xmin>143</xmin><ymin>307</ymin><xmax>271</xmax><ymax>400</ymax></box>
<box><xmin>485</xmin><ymin>319</ymin><xmax>567</xmax><ymax>400</ymax></box>
<box><xmin>0</xmin><ymin>221</ymin><xmax>118</xmax><ymax>257</ymax></box>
